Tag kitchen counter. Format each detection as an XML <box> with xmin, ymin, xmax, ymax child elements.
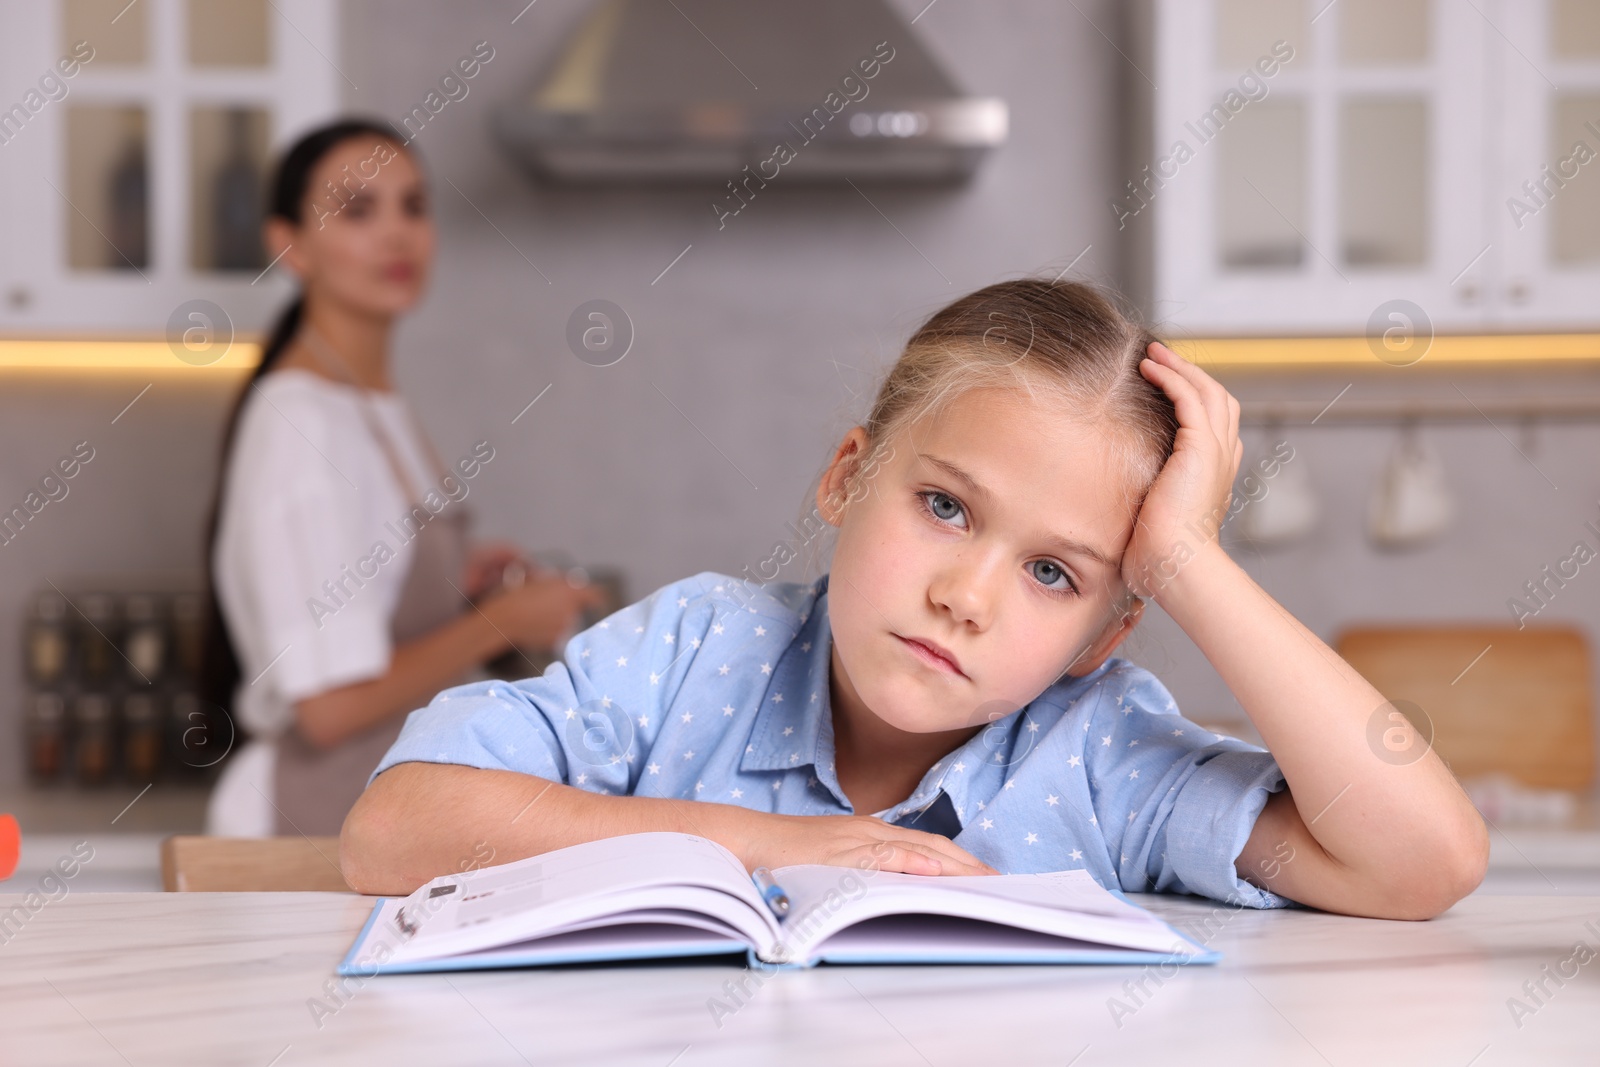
<box><xmin>5</xmin><ymin>781</ymin><xmax>1600</xmax><ymax>895</ymax></box>
<box><xmin>0</xmin><ymin>891</ymin><xmax>1594</xmax><ymax>1065</ymax></box>
<box><xmin>0</xmin><ymin>786</ymin><xmax>209</xmax><ymax>892</ymax></box>
<box><xmin>1475</xmin><ymin>791</ymin><xmax>1600</xmax><ymax>894</ymax></box>
<box><xmin>0</xmin><ymin>784</ymin><xmax>208</xmax><ymax>834</ymax></box>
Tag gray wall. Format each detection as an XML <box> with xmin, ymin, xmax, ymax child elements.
<box><xmin>338</xmin><ymin>0</ymin><xmax>1125</xmax><ymax>604</ymax></box>
<box><xmin>3</xmin><ymin>0</ymin><xmax>1597</xmax><ymax>794</ymax></box>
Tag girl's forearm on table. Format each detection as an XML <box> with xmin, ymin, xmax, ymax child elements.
<box><xmin>340</xmin><ymin>762</ymin><xmax>762</xmax><ymax>895</ymax></box>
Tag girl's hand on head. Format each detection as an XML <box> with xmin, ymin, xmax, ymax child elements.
<box><xmin>742</xmin><ymin>813</ymin><xmax>998</xmax><ymax>877</ymax></box>
<box><xmin>1121</xmin><ymin>341</ymin><xmax>1243</xmax><ymax>600</ymax></box>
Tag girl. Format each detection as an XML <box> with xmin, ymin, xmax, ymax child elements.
<box><xmin>203</xmin><ymin>120</ymin><xmax>600</xmax><ymax>837</ymax></box>
<box><xmin>342</xmin><ymin>280</ymin><xmax>1488</xmax><ymax>919</ymax></box>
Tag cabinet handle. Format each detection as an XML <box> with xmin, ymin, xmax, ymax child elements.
<box><xmin>1457</xmin><ymin>280</ymin><xmax>1480</xmax><ymax>305</ymax></box>
<box><xmin>1508</xmin><ymin>280</ymin><xmax>1530</xmax><ymax>304</ymax></box>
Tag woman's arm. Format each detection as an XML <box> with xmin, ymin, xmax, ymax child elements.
<box><xmin>294</xmin><ymin>577</ymin><xmax>601</xmax><ymax>748</ymax></box>
<box><xmin>340</xmin><ymin>762</ymin><xmax>996</xmax><ymax>895</ymax></box>
<box><xmin>1126</xmin><ymin>343</ymin><xmax>1488</xmax><ymax>920</ymax></box>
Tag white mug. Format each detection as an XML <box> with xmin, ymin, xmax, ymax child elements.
<box><xmin>1368</xmin><ymin>423</ymin><xmax>1453</xmax><ymax>548</ymax></box>
<box><xmin>1237</xmin><ymin>434</ymin><xmax>1318</xmax><ymax>547</ymax></box>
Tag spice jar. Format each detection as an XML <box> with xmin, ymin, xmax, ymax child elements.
<box><xmin>25</xmin><ymin>591</ymin><xmax>71</xmax><ymax>687</ymax></box>
<box><xmin>26</xmin><ymin>692</ymin><xmax>67</xmax><ymax>782</ymax></box>
<box><xmin>123</xmin><ymin>593</ymin><xmax>167</xmax><ymax>685</ymax></box>
<box><xmin>168</xmin><ymin>691</ymin><xmax>228</xmax><ymax>774</ymax></box>
<box><xmin>73</xmin><ymin>693</ymin><xmax>115</xmax><ymax>785</ymax></box>
<box><xmin>123</xmin><ymin>693</ymin><xmax>163</xmax><ymax>780</ymax></box>
<box><xmin>77</xmin><ymin>593</ymin><xmax>119</xmax><ymax>684</ymax></box>
<box><xmin>170</xmin><ymin>593</ymin><xmax>204</xmax><ymax>680</ymax></box>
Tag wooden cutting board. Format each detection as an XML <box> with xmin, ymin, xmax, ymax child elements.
<box><xmin>1335</xmin><ymin>625</ymin><xmax>1595</xmax><ymax>790</ymax></box>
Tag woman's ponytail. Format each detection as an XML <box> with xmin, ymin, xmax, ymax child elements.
<box><xmin>196</xmin><ymin>294</ymin><xmax>302</xmax><ymax>713</ymax></box>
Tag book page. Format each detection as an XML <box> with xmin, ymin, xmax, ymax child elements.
<box><xmin>810</xmin><ymin>913</ymin><xmax>1202</xmax><ymax>965</ymax></box>
<box><xmin>765</xmin><ymin>864</ymin><xmax>1199</xmax><ymax>963</ymax></box>
<box><xmin>369</xmin><ymin>832</ymin><xmax>776</xmax><ymax>964</ymax></box>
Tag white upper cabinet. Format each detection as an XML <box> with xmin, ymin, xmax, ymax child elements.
<box><xmin>1494</xmin><ymin>0</ymin><xmax>1600</xmax><ymax>328</ymax></box>
<box><xmin>0</xmin><ymin>0</ymin><xmax>339</xmax><ymax>337</ymax></box>
<box><xmin>1142</xmin><ymin>0</ymin><xmax>1600</xmax><ymax>334</ymax></box>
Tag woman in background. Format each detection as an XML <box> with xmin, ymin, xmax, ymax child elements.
<box><xmin>201</xmin><ymin>119</ymin><xmax>600</xmax><ymax>837</ymax></box>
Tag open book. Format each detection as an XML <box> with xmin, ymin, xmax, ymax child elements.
<box><xmin>339</xmin><ymin>832</ymin><xmax>1218</xmax><ymax>974</ymax></box>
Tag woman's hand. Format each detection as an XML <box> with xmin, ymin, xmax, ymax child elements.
<box><xmin>481</xmin><ymin>572</ymin><xmax>606</xmax><ymax>652</ymax></box>
<box><xmin>1120</xmin><ymin>341</ymin><xmax>1243</xmax><ymax>601</ymax></box>
<box><xmin>737</xmin><ymin>812</ymin><xmax>998</xmax><ymax>877</ymax></box>
<box><xmin>462</xmin><ymin>541</ymin><xmax>528</xmax><ymax>600</ymax></box>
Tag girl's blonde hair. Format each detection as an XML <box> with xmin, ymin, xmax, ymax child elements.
<box><xmin>794</xmin><ymin>278</ymin><xmax>1179</xmax><ymax>589</ymax></box>
<box><xmin>850</xmin><ymin>277</ymin><xmax>1179</xmax><ymax>505</ymax></box>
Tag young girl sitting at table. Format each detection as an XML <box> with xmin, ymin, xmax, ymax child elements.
<box><xmin>342</xmin><ymin>279</ymin><xmax>1488</xmax><ymax>919</ymax></box>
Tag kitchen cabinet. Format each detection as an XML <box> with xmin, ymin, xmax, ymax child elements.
<box><xmin>0</xmin><ymin>0</ymin><xmax>338</xmax><ymax>341</ymax></box>
<box><xmin>1496</xmin><ymin>1</ymin><xmax>1600</xmax><ymax>327</ymax></box>
<box><xmin>1134</xmin><ymin>0</ymin><xmax>1600</xmax><ymax>336</ymax></box>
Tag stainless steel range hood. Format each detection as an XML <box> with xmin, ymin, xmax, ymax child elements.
<box><xmin>491</xmin><ymin>0</ymin><xmax>1007</xmax><ymax>184</ymax></box>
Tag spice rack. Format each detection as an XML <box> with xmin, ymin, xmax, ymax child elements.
<box><xmin>23</xmin><ymin>589</ymin><xmax>227</xmax><ymax>788</ymax></box>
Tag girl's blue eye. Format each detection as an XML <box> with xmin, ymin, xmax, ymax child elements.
<box><xmin>1029</xmin><ymin>559</ymin><xmax>1077</xmax><ymax>595</ymax></box>
<box><xmin>920</xmin><ymin>491</ymin><xmax>966</xmax><ymax>527</ymax></box>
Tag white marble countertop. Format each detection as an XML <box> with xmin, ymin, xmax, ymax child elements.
<box><xmin>0</xmin><ymin>891</ymin><xmax>1595</xmax><ymax>1066</ymax></box>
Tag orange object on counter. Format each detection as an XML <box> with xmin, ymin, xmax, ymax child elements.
<box><xmin>0</xmin><ymin>813</ymin><xmax>18</xmax><ymax>880</ymax></box>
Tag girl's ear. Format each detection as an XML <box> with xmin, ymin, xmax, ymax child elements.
<box><xmin>816</xmin><ymin>426</ymin><xmax>872</xmax><ymax>526</ymax></box>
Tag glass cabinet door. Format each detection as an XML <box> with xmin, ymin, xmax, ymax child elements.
<box><xmin>1496</xmin><ymin>0</ymin><xmax>1600</xmax><ymax>328</ymax></box>
<box><xmin>1152</xmin><ymin>0</ymin><xmax>1491</xmax><ymax>333</ymax></box>
<box><xmin>0</xmin><ymin>0</ymin><xmax>337</xmax><ymax>337</ymax></box>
